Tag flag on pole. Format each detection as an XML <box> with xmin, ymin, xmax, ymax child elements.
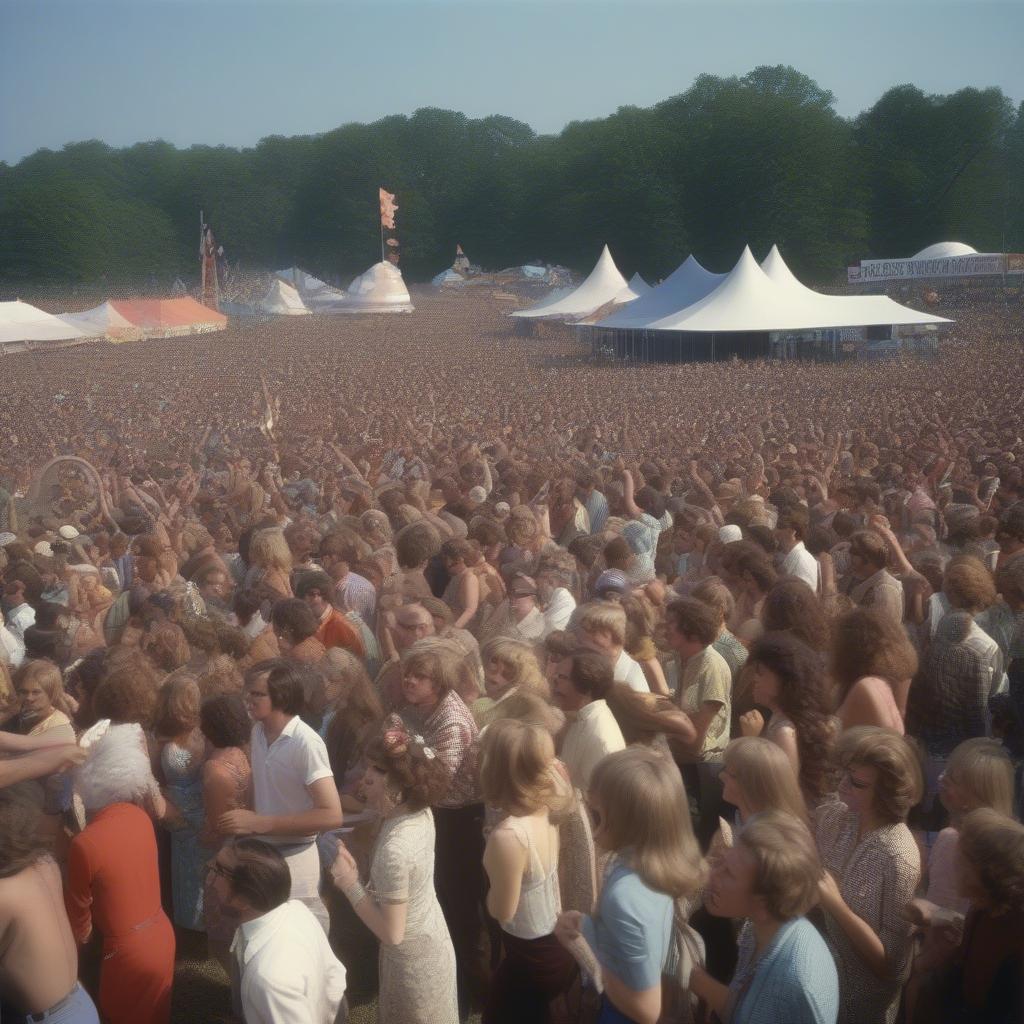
<box><xmin>379</xmin><ymin>188</ymin><xmax>398</xmax><ymax>230</ymax></box>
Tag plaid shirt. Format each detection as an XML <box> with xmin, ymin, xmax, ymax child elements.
<box><xmin>908</xmin><ymin>622</ymin><xmax>990</xmax><ymax>757</ymax></box>
<box><xmin>415</xmin><ymin>689</ymin><xmax>480</xmax><ymax>809</ymax></box>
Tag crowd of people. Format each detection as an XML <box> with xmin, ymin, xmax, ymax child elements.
<box><xmin>0</xmin><ymin>288</ymin><xmax>1023</xmax><ymax>1024</ymax></box>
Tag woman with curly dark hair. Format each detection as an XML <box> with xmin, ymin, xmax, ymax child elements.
<box><xmin>831</xmin><ymin>606</ymin><xmax>919</xmax><ymax>731</ymax></box>
<box><xmin>760</xmin><ymin>577</ymin><xmax>831</xmax><ymax>655</ymax></box>
<box><xmin>329</xmin><ymin>715</ymin><xmax>458</xmax><ymax>1024</ymax></box>
<box><xmin>740</xmin><ymin>631</ymin><xmax>837</xmax><ymax>805</ymax></box>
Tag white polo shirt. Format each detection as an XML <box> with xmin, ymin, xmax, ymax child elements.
<box><xmin>250</xmin><ymin>715</ymin><xmax>334</xmax><ymax>844</ymax></box>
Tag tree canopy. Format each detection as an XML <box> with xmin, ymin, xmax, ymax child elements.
<box><xmin>0</xmin><ymin>66</ymin><xmax>1020</xmax><ymax>286</ymax></box>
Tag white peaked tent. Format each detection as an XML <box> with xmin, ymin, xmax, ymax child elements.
<box><xmin>261</xmin><ymin>279</ymin><xmax>311</xmax><ymax>316</ymax></box>
<box><xmin>614</xmin><ymin>272</ymin><xmax>652</xmax><ymax>303</ymax></box>
<box><xmin>57</xmin><ymin>301</ymin><xmax>141</xmax><ymax>341</ymax></box>
<box><xmin>511</xmin><ymin>245</ymin><xmax>629</xmax><ymax>320</ymax></box>
<box><xmin>760</xmin><ymin>244</ymin><xmax>954</xmax><ymax>330</ymax></box>
<box><xmin>341</xmin><ymin>261</ymin><xmax>414</xmax><ymax>314</ymax></box>
<box><xmin>275</xmin><ymin>267</ymin><xmax>349</xmax><ymax>309</ymax></box>
<box><xmin>645</xmin><ymin>247</ymin><xmax>950</xmax><ymax>333</ymax></box>
<box><xmin>0</xmin><ymin>300</ymin><xmax>88</xmax><ymax>348</ymax></box>
<box><xmin>595</xmin><ymin>255</ymin><xmax>726</xmax><ymax>330</ymax></box>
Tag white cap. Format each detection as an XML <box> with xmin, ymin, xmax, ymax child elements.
<box><xmin>33</xmin><ymin>540</ymin><xmax>55</xmax><ymax>557</ymax></box>
<box><xmin>59</xmin><ymin>525</ymin><xmax>81</xmax><ymax>540</ymax></box>
<box><xmin>718</xmin><ymin>524</ymin><xmax>743</xmax><ymax>544</ymax></box>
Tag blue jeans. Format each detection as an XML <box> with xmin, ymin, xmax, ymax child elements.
<box><xmin>19</xmin><ymin>985</ymin><xmax>99</xmax><ymax>1024</ymax></box>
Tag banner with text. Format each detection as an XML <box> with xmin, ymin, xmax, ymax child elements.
<box><xmin>848</xmin><ymin>253</ymin><xmax>1010</xmax><ymax>283</ymax></box>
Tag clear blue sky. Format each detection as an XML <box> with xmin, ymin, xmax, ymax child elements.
<box><xmin>2</xmin><ymin>0</ymin><xmax>1021</xmax><ymax>166</ymax></box>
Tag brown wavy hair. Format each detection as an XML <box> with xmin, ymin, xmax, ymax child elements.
<box><xmin>761</xmin><ymin>579</ymin><xmax>830</xmax><ymax>653</ymax></box>
<box><xmin>747</xmin><ymin>632</ymin><xmax>837</xmax><ymax>801</ymax></box>
<box><xmin>0</xmin><ymin>794</ymin><xmax>48</xmax><ymax>877</ymax></box>
<box><xmin>830</xmin><ymin>607</ymin><xmax>918</xmax><ymax>701</ymax></box>
<box><xmin>363</xmin><ymin>716</ymin><xmax>451</xmax><ymax>811</ymax></box>
<box><xmin>958</xmin><ymin>808</ymin><xmax>1024</xmax><ymax>915</ymax></box>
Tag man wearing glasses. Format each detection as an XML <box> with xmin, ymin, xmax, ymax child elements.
<box><xmin>219</xmin><ymin>659</ymin><xmax>343</xmax><ymax>934</ymax></box>
<box><xmin>209</xmin><ymin>839</ymin><xmax>347</xmax><ymax>1023</ymax></box>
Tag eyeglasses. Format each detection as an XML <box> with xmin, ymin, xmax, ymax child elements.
<box><xmin>206</xmin><ymin>861</ymin><xmax>234</xmax><ymax>881</ymax></box>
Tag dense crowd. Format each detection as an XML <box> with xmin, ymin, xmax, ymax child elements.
<box><xmin>1</xmin><ymin>288</ymin><xmax>1023</xmax><ymax>1024</ymax></box>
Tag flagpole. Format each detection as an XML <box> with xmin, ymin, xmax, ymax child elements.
<box><xmin>379</xmin><ymin>190</ymin><xmax>385</xmax><ymax>263</ymax></box>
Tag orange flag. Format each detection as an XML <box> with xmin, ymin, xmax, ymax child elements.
<box><xmin>379</xmin><ymin>188</ymin><xmax>398</xmax><ymax>229</ymax></box>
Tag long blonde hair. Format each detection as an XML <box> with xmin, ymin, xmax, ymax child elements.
<box><xmin>946</xmin><ymin>738</ymin><xmax>1015</xmax><ymax>820</ymax></box>
<box><xmin>723</xmin><ymin>737</ymin><xmax>810</xmax><ymax>826</ymax></box>
<box><xmin>480</xmin><ymin>719</ymin><xmax>565</xmax><ymax>815</ymax></box>
<box><xmin>589</xmin><ymin>747</ymin><xmax>705</xmax><ymax>899</ymax></box>
<box><xmin>248</xmin><ymin>528</ymin><xmax>293</xmax><ymax>574</ymax></box>
<box><xmin>480</xmin><ymin>637</ymin><xmax>550</xmax><ymax>700</ymax></box>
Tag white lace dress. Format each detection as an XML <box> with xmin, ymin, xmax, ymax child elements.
<box><xmin>370</xmin><ymin>807</ymin><xmax>458</xmax><ymax>1024</ymax></box>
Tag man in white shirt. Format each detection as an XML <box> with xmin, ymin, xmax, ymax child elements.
<box><xmin>575</xmin><ymin>601</ymin><xmax>650</xmax><ymax>693</ymax></box>
<box><xmin>536</xmin><ymin>555</ymin><xmax>578</xmax><ymax>636</ymax></box>
<box><xmin>220</xmin><ymin>660</ymin><xmax>343</xmax><ymax>934</ymax></box>
<box><xmin>213</xmin><ymin>838</ymin><xmax>347</xmax><ymax>1024</ymax></box>
<box><xmin>551</xmin><ymin>648</ymin><xmax>625</xmax><ymax>791</ymax></box>
<box><xmin>773</xmin><ymin>506</ymin><xmax>819</xmax><ymax>593</ymax></box>
<box><xmin>2</xmin><ymin>581</ymin><xmax>35</xmax><ymax>646</ymax></box>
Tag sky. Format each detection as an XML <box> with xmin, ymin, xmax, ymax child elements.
<box><xmin>1</xmin><ymin>0</ymin><xmax>1022</xmax><ymax>166</ymax></box>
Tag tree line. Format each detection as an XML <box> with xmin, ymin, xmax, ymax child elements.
<box><xmin>0</xmin><ymin>66</ymin><xmax>1021</xmax><ymax>287</ymax></box>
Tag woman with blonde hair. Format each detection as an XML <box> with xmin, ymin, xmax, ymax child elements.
<box><xmin>475</xmin><ymin>636</ymin><xmax>549</xmax><ymax>728</ymax></box>
<box><xmin>604</xmin><ymin>682</ymin><xmax>697</xmax><ymax>753</ymax></box>
<box><xmin>715</xmin><ymin>737</ymin><xmax>809</xmax><ymax>849</ymax></box>
<box><xmin>481</xmin><ymin>719</ymin><xmax>577</xmax><ymax>1023</ymax></box>
<box><xmin>815</xmin><ymin>727</ymin><xmax>922</xmax><ymax>1024</ymax></box>
<box><xmin>923</xmin><ymin>738</ymin><xmax>1015</xmax><ymax>913</ymax></box>
<box><xmin>247</xmin><ymin>527</ymin><xmax>293</xmax><ymax>598</ymax></box>
<box><xmin>556</xmin><ymin>747</ymin><xmax>705</xmax><ymax>1024</ymax></box>
<box><xmin>153</xmin><ymin>675</ymin><xmax>206</xmax><ymax>931</ymax></box>
<box><xmin>691</xmin><ymin>811</ymin><xmax>839</xmax><ymax>1024</ymax></box>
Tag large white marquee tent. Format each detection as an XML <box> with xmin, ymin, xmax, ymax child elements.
<box><xmin>584</xmin><ymin>245</ymin><xmax>950</xmax><ymax>362</ymax></box>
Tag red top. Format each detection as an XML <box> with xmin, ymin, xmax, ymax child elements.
<box><xmin>65</xmin><ymin>802</ymin><xmax>165</xmax><ymax>943</ymax></box>
<box><xmin>316</xmin><ymin>607</ymin><xmax>365</xmax><ymax>658</ymax></box>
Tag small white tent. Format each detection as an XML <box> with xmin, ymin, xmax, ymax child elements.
<box><xmin>511</xmin><ymin>245</ymin><xmax>629</xmax><ymax>321</ymax></box>
<box><xmin>261</xmin><ymin>279</ymin><xmax>311</xmax><ymax>316</ymax></box>
<box><xmin>57</xmin><ymin>301</ymin><xmax>142</xmax><ymax>342</ymax></box>
<box><xmin>275</xmin><ymin>267</ymin><xmax>349</xmax><ymax>309</ymax></box>
<box><xmin>341</xmin><ymin>261</ymin><xmax>414</xmax><ymax>313</ymax></box>
<box><xmin>431</xmin><ymin>268</ymin><xmax>465</xmax><ymax>287</ymax></box>
<box><xmin>0</xmin><ymin>300</ymin><xmax>89</xmax><ymax>349</ymax></box>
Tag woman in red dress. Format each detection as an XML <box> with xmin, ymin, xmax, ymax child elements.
<box><xmin>65</xmin><ymin>724</ymin><xmax>176</xmax><ymax>1024</ymax></box>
